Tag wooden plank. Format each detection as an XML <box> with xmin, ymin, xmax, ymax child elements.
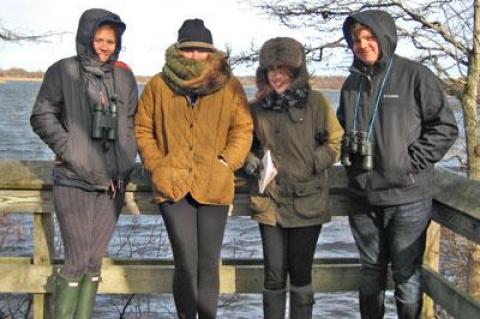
<box><xmin>423</xmin><ymin>265</ymin><xmax>480</xmax><ymax>319</ymax></box>
<box><xmin>0</xmin><ymin>190</ymin><xmax>362</xmax><ymax>217</ymax></box>
<box><xmin>0</xmin><ymin>259</ymin><xmax>361</xmax><ymax>294</ymax></box>
<box><xmin>432</xmin><ymin>168</ymin><xmax>480</xmax><ymax>244</ymax></box>
<box><xmin>423</xmin><ymin>221</ymin><xmax>441</xmax><ymax>319</ymax></box>
<box><xmin>0</xmin><ymin>190</ymin><xmax>53</xmax><ymax>214</ymax></box>
<box><xmin>33</xmin><ymin>212</ymin><xmax>54</xmax><ymax>319</ymax></box>
<box><xmin>0</xmin><ymin>257</ymin><xmax>32</xmax><ymax>264</ymax></box>
<box><xmin>432</xmin><ymin>204</ymin><xmax>480</xmax><ymax>244</ymax></box>
<box><xmin>0</xmin><ymin>264</ymin><xmax>54</xmax><ymax>293</ymax></box>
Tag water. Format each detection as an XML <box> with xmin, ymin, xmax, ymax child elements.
<box><xmin>0</xmin><ymin>80</ymin><xmax>465</xmax><ymax>318</ymax></box>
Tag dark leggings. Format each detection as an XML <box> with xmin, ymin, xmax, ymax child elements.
<box><xmin>260</xmin><ymin>223</ymin><xmax>322</xmax><ymax>289</ymax></box>
<box><xmin>159</xmin><ymin>195</ymin><xmax>229</xmax><ymax>319</ymax></box>
<box><xmin>53</xmin><ymin>185</ymin><xmax>123</xmax><ymax>279</ymax></box>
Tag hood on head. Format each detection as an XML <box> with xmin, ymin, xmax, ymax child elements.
<box><xmin>256</xmin><ymin>37</ymin><xmax>309</xmax><ymax>93</ymax></box>
<box><xmin>342</xmin><ymin>10</ymin><xmax>397</xmax><ymax>66</ymax></box>
<box><xmin>76</xmin><ymin>8</ymin><xmax>126</xmax><ymax>63</ymax></box>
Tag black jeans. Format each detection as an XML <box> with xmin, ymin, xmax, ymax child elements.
<box><xmin>259</xmin><ymin>223</ymin><xmax>322</xmax><ymax>289</ymax></box>
<box><xmin>159</xmin><ymin>195</ymin><xmax>229</xmax><ymax>319</ymax></box>
<box><xmin>349</xmin><ymin>199</ymin><xmax>432</xmax><ymax>305</ymax></box>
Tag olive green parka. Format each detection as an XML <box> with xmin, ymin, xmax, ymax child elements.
<box><xmin>250</xmin><ymin>37</ymin><xmax>344</xmax><ymax>227</ymax></box>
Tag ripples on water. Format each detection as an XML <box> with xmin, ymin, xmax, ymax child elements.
<box><xmin>0</xmin><ymin>81</ymin><xmax>464</xmax><ymax>318</ymax></box>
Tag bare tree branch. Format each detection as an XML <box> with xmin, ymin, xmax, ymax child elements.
<box><xmin>0</xmin><ymin>26</ymin><xmax>66</xmax><ymax>43</ymax></box>
<box><xmin>237</xmin><ymin>0</ymin><xmax>474</xmax><ymax>98</ymax></box>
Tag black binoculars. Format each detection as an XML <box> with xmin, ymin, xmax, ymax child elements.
<box><xmin>341</xmin><ymin>130</ymin><xmax>373</xmax><ymax>170</ymax></box>
<box><xmin>91</xmin><ymin>98</ymin><xmax>118</xmax><ymax>141</ymax></box>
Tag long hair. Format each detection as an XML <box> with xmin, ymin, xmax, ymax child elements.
<box><xmin>255</xmin><ymin>65</ymin><xmax>295</xmax><ymax>100</ymax></box>
<box><xmin>183</xmin><ymin>51</ymin><xmax>230</xmax><ymax>90</ymax></box>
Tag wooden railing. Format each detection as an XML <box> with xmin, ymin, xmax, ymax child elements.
<box><xmin>0</xmin><ymin>160</ymin><xmax>479</xmax><ymax>318</ymax></box>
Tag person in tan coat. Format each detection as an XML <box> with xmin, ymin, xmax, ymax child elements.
<box><xmin>245</xmin><ymin>37</ymin><xmax>344</xmax><ymax>319</ymax></box>
<box><xmin>135</xmin><ymin>19</ymin><xmax>253</xmax><ymax>319</ymax></box>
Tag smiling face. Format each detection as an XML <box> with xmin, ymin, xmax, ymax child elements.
<box><xmin>93</xmin><ymin>24</ymin><xmax>117</xmax><ymax>63</ymax></box>
<box><xmin>267</xmin><ymin>65</ymin><xmax>292</xmax><ymax>94</ymax></box>
<box><xmin>352</xmin><ymin>26</ymin><xmax>381</xmax><ymax>66</ymax></box>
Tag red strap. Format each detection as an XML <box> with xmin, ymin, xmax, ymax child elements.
<box><xmin>114</xmin><ymin>61</ymin><xmax>131</xmax><ymax>71</ymax></box>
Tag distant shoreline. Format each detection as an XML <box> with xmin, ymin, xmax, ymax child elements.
<box><xmin>0</xmin><ymin>75</ymin><xmax>344</xmax><ymax>90</ymax></box>
<box><xmin>0</xmin><ymin>76</ymin><xmax>43</xmax><ymax>83</ymax></box>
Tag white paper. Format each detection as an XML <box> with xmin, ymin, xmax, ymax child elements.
<box><xmin>258</xmin><ymin>150</ymin><xmax>277</xmax><ymax>194</ymax></box>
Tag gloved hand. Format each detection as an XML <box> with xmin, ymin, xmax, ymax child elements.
<box><xmin>244</xmin><ymin>152</ymin><xmax>263</xmax><ymax>175</ymax></box>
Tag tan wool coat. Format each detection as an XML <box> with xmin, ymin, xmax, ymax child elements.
<box><xmin>135</xmin><ymin>73</ymin><xmax>253</xmax><ymax>204</ymax></box>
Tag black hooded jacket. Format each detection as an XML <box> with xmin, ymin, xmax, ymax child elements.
<box><xmin>31</xmin><ymin>9</ymin><xmax>138</xmax><ymax>191</ymax></box>
<box><xmin>337</xmin><ymin>10</ymin><xmax>458</xmax><ymax>205</ymax></box>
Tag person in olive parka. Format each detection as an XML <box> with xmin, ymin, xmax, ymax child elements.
<box><xmin>337</xmin><ymin>10</ymin><xmax>458</xmax><ymax>319</ymax></box>
<box><xmin>30</xmin><ymin>8</ymin><xmax>138</xmax><ymax>318</ymax></box>
<box><xmin>245</xmin><ymin>37</ymin><xmax>344</xmax><ymax>319</ymax></box>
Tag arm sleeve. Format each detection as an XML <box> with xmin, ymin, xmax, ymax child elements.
<box><xmin>219</xmin><ymin>82</ymin><xmax>254</xmax><ymax>171</ymax></box>
<box><xmin>314</xmin><ymin>94</ymin><xmax>344</xmax><ymax>172</ymax></box>
<box><xmin>30</xmin><ymin>63</ymin><xmax>69</xmax><ymax>158</ymax></box>
<box><xmin>134</xmin><ymin>78</ymin><xmax>164</xmax><ymax>172</ymax></box>
<box><xmin>408</xmin><ymin>68</ymin><xmax>459</xmax><ymax>172</ymax></box>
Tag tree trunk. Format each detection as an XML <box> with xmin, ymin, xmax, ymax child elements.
<box><xmin>465</xmin><ymin>0</ymin><xmax>480</xmax><ymax>301</ymax></box>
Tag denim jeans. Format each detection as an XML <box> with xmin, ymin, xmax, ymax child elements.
<box><xmin>349</xmin><ymin>198</ymin><xmax>432</xmax><ymax>305</ymax></box>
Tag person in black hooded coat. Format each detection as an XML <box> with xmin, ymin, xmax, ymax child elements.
<box><xmin>337</xmin><ymin>10</ymin><xmax>458</xmax><ymax>319</ymax></box>
<box><xmin>30</xmin><ymin>8</ymin><xmax>137</xmax><ymax>318</ymax></box>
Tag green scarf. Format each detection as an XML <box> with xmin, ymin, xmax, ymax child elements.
<box><xmin>162</xmin><ymin>44</ymin><xmax>230</xmax><ymax>96</ymax></box>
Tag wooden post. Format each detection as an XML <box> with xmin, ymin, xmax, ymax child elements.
<box><xmin>33</xmin><ymin>211</ymin><xmax>55</xmax><ymax>319</ymax></box>
<box><xmin>423</xmin><ymin>221</ymin><xmax>441</xmax><ymax>318</ymax></box>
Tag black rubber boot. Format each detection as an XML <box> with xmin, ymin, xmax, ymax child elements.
<box><xmin>359</xmin><ymin>291</ymin><xmax>385</xmax><ymax>319</ymax></box>
<box><xmin>289</xmin><ymin>284</ymin><xmax>314</xmax><ymax>319</ymax></box>
<box><xmin>263</xmin><ymin>288</ymin><xmax>287</xmax><ymax>319</ymax></box>
<box><xmin>396</xmin><ymin>299</ymin><xmax>422</xmax><ymax>319</ymax></box>
<box><xmin>55</xmin><ymin>272</ymin><xmax>81</xmax><ymax>319</ymax></box>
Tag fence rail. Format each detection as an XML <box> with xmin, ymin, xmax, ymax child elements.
<box><xmin>0</xmin><ymin>161</ymin><xmax>479</xmax><ymax>318</ymax></box>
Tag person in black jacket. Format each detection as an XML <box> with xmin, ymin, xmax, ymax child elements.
<box><xmin>337</xmin><ymin>10</ymin><xmax>458</xmax><ymax>319</ymax></box>
<box><xmin>30</xmin><ymin>9</ymin><xmax>137</xmax><ymax>318</ymax></box>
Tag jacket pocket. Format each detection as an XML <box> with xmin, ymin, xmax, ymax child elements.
<box><xmin>293</xmin><ymin>177</ymin><xmax>328</xmax><ymax>218</ymax></box>
<box><xmin>207</xmin><ymin>159</ymin><xmax>235</xmax><ymax>202</ymax></box>
<box><xmin>250</xmin><ymin>195</ymin><xmax>277</xmax><ymax>225</ymax></box>
<box><xmin>151</xmin><ymin>155</ymin><xmax>173</xmax><ymax>197</ymax></box>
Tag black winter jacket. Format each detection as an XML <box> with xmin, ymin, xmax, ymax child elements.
<box><xmin>30</xmin><ymin>9</ymin><xmax>138</xmax><ymax>191</ymax></box>
<box><xmin>337</xmin><ymin>10</ymin><xmax>458</xmax><ymax>205</ymax></box>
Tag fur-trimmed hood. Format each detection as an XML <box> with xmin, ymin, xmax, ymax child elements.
<box><xmin>256</xmin><ymin>37</ymin><xmax>309</xmax><ymax>93</ymax></box>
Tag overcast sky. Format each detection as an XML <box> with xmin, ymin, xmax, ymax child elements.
<box><xmin>0</xmin><ymin>0</ymin><xmax>320</xmax><ymax>76</ymax></box>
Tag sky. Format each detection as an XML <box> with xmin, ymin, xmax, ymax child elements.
<box><xmin>0</xmin><ymin>0</ymin><xmax>323</xmax><ymax>76</ymax></box>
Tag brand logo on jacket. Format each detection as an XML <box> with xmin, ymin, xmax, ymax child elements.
<box><xmin>383</xmin><ymin>94</ymin><xmax>400</xmax><ymax>99</ymax></box>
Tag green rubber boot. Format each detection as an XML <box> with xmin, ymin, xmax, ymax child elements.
<box><xmin>55</xmin><ymin>272</ymin><xmax>81</xmax><ymax>319</ymax></box>
<box><xmin>75</xmin><ymin>272</ymin><xmax>101</xmax><ymax>319</ymax></box>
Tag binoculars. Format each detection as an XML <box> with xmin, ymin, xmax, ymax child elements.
<box><xmin>341</xmin><ymin>130</ymin><xmax>373</xmax><ymax>170</ymax></box>
<box><xmin>91</xmin><ymin>98</ymin><xmax>118</xmax><ymax>141</ymax></box>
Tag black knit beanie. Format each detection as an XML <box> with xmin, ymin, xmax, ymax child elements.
<box><xmin>177</xmin><ymin>18</ymin><xmax>215</xmax><ymax>50</ymax></box>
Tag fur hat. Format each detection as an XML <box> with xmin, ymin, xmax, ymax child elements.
<box><xmin>256</xmin><ymin>37</ymin><xmax>309</xmax><ymax>92</ymax></box>
<box><xmin>177</xmin><ymin>18</ymin><xmax>215</xmax><ymax>51</ymax></box>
